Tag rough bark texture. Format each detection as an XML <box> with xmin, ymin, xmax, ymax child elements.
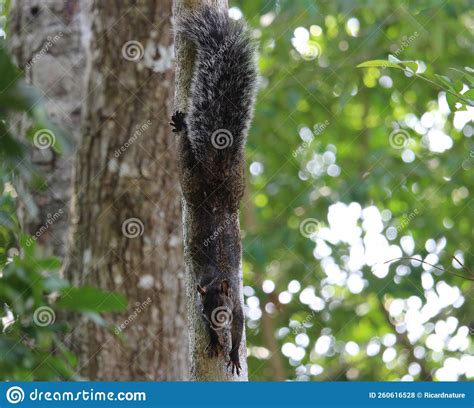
<box><xmin>9</xmin><ymin>0</ymin><xmax>85</xmax><ymax>258</ymax></box>
<box><xmin>261</xmin><ymin>301</ymin><xmax>285</xmax><ymax>380</ymax></box>
<box><xmin>63</xmin><ymin>0</ymin><xmax>188</xmax><ymax>380</ymax></box>
<box><xmin>173</xmin><ymin>0</ymin><xmax>249</xmax><ymax>381</ymax></box>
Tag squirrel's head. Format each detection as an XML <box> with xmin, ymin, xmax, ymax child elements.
<box><xmin>197</xmin><ymin>279</ymin><xmax>234</xmax><ymax>331</ymax></box>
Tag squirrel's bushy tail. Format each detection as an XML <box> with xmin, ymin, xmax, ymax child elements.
<box><xmin>174</xmin><ymin>6</ymin><xmax>258</xmax><ymax>162</ymax></box>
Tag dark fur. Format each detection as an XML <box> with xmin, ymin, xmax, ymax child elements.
<box><xmin>171</xmin><ymin>6</ymin><xmax>258</xmax><ymax>376</ymax></box>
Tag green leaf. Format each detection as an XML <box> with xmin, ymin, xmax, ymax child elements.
<box><xmin>34</xmin><ymin>257</ymin><xmax>61</xmax><ymax>270</ymax></box>
<box><xmin>0</xmin><ymin>80</ymin><xmax>43</xmax><ymax>113</ymax></box>
<box><xmin>0</xmin><ymin>46</ymin><xmax>21</xmax><ymax>88</ymax></box>
<box><xmin>446</xmin><ymin>92</ymin><xmax>459</xmax><ymax>111</ymax></box>
<box><xmin>463</xmin><ymin>89</ymin><xmax>474</xmax><ymax>104</ymax></box>
<box><xmin>26</xmin><ymin>122</ymin><xmax>73</xmax><ymax>155</ymax></box>
<box><xmin>57</xmin><ymin>286</ymin><xmax>128</xmax><ymax>313</ymax></box>
<box><xmin>453</xmin><ymin>79</ymin><xmax>464</xmax><ymax>93</ymax></box>
<box><xmin>0</xmin><ymin>210</ymin><xmax>17</xmax><ymax>229</ymax></box>
<box><xmin>357</xmin><ymin>59</ymin><xmax>402</xmax><ymax>69</ymax></box>
<box><xmin>0</xmin><ymin>121</ymin><xmax>25</xmax><ymax>158</ymax></box>
<box><xmin>43</xmin><ymin>274</ymin><xmax>69</xmax><ymax>292</ymax></box>
<box><xmin>388</xmin><ymin>54</ymin><xmax>402</xmax><ymax>64</ymax></box>
<box><xmin>82</xmin><ymin>311</ymin><xmax>107</xmax><ymax>327</ymax></box>
<box><xmin>434</xmin><ymin>74</ymin><xmax>454</xmax><ymax>90</ymax></box>
<box><xmin>400</xmin><ymin>61</ymin><xmax>418</xmax><ymax>73</ymax></box>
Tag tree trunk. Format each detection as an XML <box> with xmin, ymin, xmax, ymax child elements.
<box><xmin>173</xmin><ymin>0</ymin><xmax>249</xmax><ymax>380</ymax></box>
<box><xmin>63</xmin><ymin>0</ymin><xmax>188</xmax><ymax>380</ymax></box>
<box><xmin>8</xmin><ymin>0</ymin><xmax>86</xmax><ymax>258</ymax></box>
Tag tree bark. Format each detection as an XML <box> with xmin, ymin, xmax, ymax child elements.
<box><xmin>260</xmin><ymin>299</ymin><xmax>285</xmax><ymax>380</ymax></box>
<box><xmin>8</xmin><ymin>0</ymin><xmax>86</xmax><ymax>258</ymax></box>
<box><xmin>63</xmin><ymin>0</ymin><xmax>188</xmax><ymax>380</ymax></box>
<box><xmin>173</xmin><ymin>0</ymin><xmax>249</xmax><ymax>380</ymax></box>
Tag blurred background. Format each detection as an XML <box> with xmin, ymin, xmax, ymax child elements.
<box><xmin>236</xmin><ymin>0</ymin><xmax>473</xmax><ymax>381</ymax></box>
<box><xmin>1</xmin><ymin>0</ymin><xmax>473</xmax><ymax>381</ymax></box>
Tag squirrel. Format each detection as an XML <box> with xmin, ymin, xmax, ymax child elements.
<box><xmin>170</xmin><ymin>6</ymin><xmax>258</xmax><ymax>375</ymax></box>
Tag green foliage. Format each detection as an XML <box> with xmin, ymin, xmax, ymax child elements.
<box><xmin>58</xmin><ymin>287</ymin><xmax>128</xmax><ymax>314</ymax></box>
<box><xmin>0</xmin><ymin>237</ymin><xmax>129</xmax><ymax>380</ymax></box>
<box><xmin>0</xmin><ymin>45</ymin><xmax>127</xmax><ymax>379</ymax></box>
<box><xmin>0</xmin><ymin>0</ymin><xmax>9</xmax><ymax>38</ymax></box>
<box><xmin>358</xmin><ymin>55</ymin><xmax>474</xmax><ymax>110</ymax></box>
<box><xmin>234</xmin><ymin>0</ymin><xmax>474</xmax><ymax>381</ymax></box>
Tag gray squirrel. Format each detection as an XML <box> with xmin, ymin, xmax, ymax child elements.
<box><xmin>170</xmin><ymin>6</ymin><xmax>258</xmax><ymax>375</ymax></box>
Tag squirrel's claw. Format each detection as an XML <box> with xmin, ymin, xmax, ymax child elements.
<box><xmin>227</xmin><ymin>358</ymin><xmax>241</xmax><ymax>376</ymax></box>
<box><xmin>170</xmin><ymin>111</ymin><xmax>186</xmax><ymax>133</ymax></box>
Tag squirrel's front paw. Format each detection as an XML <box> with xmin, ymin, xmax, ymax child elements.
<box><xmin>205</xmin><ymin>341</ymin><xmax>219</xmax><ymax>359</ymax></box>
<box><xmin>227</xmin><ymin>351</ymin><xmax>241</xmax><ymax>376</ymax></box>
<box><xmin>170</xmin><ymin>111</ymin><xmax>186</xmax><ymax>133</ymax></box>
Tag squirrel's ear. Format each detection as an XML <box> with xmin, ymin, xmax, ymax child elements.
<box><xmin>219</xmin><ymin>280</ymin><xmax>230</xmax><ymax>296</ymax></box>
<box><xmin>197</xmin><ymin>284</ymin><xmax>207</xmax><ymax>296</ymax></box>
